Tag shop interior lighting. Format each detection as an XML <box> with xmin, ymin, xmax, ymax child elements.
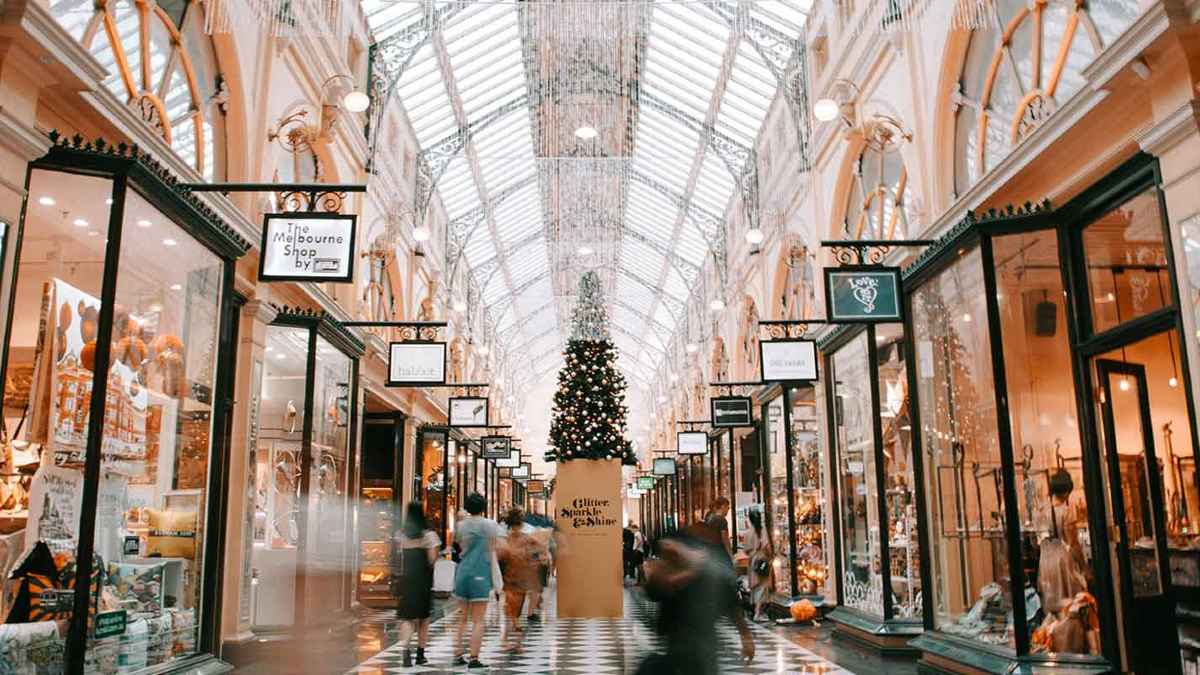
<box><xmin>163</xmin><ymin>238</ymin><xmax>178</xmax><ymax>247</ymax></box>
<box><xmin>137</xmin><ymin>219</ymin><xmax>152</xmax><ymax>228</ymax></box>
<box><xmin>38</xmin><ymin>196</ymin><xmax>55</xmax><ymax>206</ymax></box>
<box><xmin>73</xmin><ymin>218</ymin><xmax>89</xmax><ymax>227</ymax></box>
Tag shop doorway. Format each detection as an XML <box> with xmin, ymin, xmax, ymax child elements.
<box><xmin>1093</xmin><ymin>339</ymin><xmax>1186</xmax><ymax>673</ymax></box>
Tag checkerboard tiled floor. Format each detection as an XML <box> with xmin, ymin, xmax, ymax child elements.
<box><xmin>346</xmin><ymin>584</ymin><xmax>854</xmax><ymax>674</ymax></box>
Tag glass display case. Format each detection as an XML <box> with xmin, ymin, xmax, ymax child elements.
<box><xmin>0</xmin><ymin>141</ymin><xmax>249</xmax><ymax>673</ymax></box>
<box><xmin>356</xmin><ymin>413</ymin><xmax>404</xmax><ymax>608</ymax></box>
<box><xmin>907</xmin><ymin>158</ymin><xmax>1194</xmax><ymax>674</ymax></box>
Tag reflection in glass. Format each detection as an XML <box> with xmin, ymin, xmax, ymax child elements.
<box><xmin>1083</xmin><ymin>188</ymin><xmax>1171</xmax><ymax>334</ymax></box>
<box><xmin>832</xmin><ymin>334</ymin><xmax>882</xmax><ymax>615</ymax></box>
<box><xmin>912</xmin><ymin>249</ymin><xmax>1012</xmax><ymax>650</ymax></box>
<box><xmin>993</xmin><ymin>230</ymin><xmax>1097</xmax><ymax>655</ymax></box>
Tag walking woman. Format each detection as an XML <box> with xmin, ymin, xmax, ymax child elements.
<box><xmin>496</xmin><ymin>508</ymin><xmax>541</xmax><ymax>653</ymax></box>
<box><xmin>452</xmin><ymin>492</ymin><xmax>503</xmax><ymax>669</ymax></box>
<box><xmin>393</xmin><ymin>501</ymin><xmax>440</xmax><ymax>666</ymax></box>
<box><xmin>746</xmin><ymin>508</ymin><xmax>774</xmax><ymax>622</ymax></box>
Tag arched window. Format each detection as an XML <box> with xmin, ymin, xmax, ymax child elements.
<box><xmin>51</xmin><ymin>0</ymin><xmax>227</xmax><ymax>180</ymax></box>
<box><xmin>843</xmin><ymin>137</ymin><xmax>911</xmax><ymax>241</ymax></box>
<box><xmin>952</xmin><ymin>0</ymin><xmax>1138</xmax><ymax>195</ymax></box>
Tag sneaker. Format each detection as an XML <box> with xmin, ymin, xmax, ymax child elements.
<box><xmin>453</xmin><ymin>656</ymin><xmax>467</xmax><ymax>666</ymax></box>
<box><xmin>467</xmin><ymin>659</ymin><xmax>486</xmax><ymax>669</ymax></box>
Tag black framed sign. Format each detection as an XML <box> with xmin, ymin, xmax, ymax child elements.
<box><xmin>710</xmin><ymin>396</ymin><xmax>753</xmax><ymax>428</ymax></box>
<box><xmin>677</xmin><ymin>431</ymin><xmax>708</xmax><ymax>455</ymax></box>
<box><xmin>759</xmin><ymin>339</ymin><xmax>819</xmax><ymax>382</ymax></box>
<box><xmin>824</xmin><ymin>265</ymin><xmax>904</xmax><ymax>323</ymax></box>
<box><xmin>481</xmin><ymin>436</ymin><xmax>511</xmax><ymax>459</ymax></box>
<box><xmin>449</xmin><ymin>396</ymin><xmax>489</xmax><ymax>427</ymax></box>
<box><xmin>637</xmin><ymin>475</ymin><xmax>656</xmax><ymax>490</ymax></box>
<box><xmin>652</xmin><ymin>458</ymin><xmax>677</xmax><ymax>476</ymax></box>
<box><xmin>512</xmin><ymin>464</ymin><xmax>531</xmax><ymax>479</ymax></box>
<box><xmin>259</xmin><ymin>212</ymin><xmax>356</xmax><ymax>282</ymax></box>
<box><xmin>496</xmin><ymin>449</ymin><xmax>521</xmax><ymax>468</ymax></box>
<box><xmin>387</xmin><ymin>341</ymin><xmax>447</xmax><ymax>386</ymax></box>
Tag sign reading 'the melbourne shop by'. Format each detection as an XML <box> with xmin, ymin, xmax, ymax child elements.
<box><xmin>260</xmin><ymin>212</ymin><xmax>357</xmax><ymax>282</ymax></box>
<box><xmin>824</xmin><ymin>266</ymin><xmax>904</xmax><ymax>323</ymax></box>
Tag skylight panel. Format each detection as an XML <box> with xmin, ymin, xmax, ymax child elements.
<box><xmin>753</xmin><ymin>0</ymin><xmax>809</xmax><ymax>36</ymax></box>
<box><xmin>691</xmin><ymin>154</ymin><xmax>734</xmax><ymax>215</ymax></box>
<box><xmin>507</xmin><ymin>241</ymin><xmax>549</xmax><ymax>291</ymax></box>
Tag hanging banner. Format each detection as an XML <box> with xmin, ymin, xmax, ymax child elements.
<box><xmin>449</xmin><ymin>396</ymin><xmax>489</xmax><ymax>427</ymax></box>
<box><xmin>652</xmin><ymin>458</ymin><xmax>677</xmax><ymax>476</ymax></box>
<box><xmin>387</xmin><ymin>342</ymin><xmax>446</xmax><ymax>386</ymax></box>
<box><xmin>760</xmin><ymin>339</ymin><xmax>819</xmax><ymax>382</ymax></box>
<box><xmin>677</xmin><ymin>431</ymin><xmax>708</xmax><ymax>455</ymax></box>
<box><xmin>710</xmin><ymin>396</ymin><xmax>754</xmax><ymax>428</ymax></box>
<box><xmin>637</xmin><ymin>475</ymin><xmax>656</xmax><ymax>490</ymax></box>
<box><xmin>496</xmin><ymin>449</ymin><xmax>521</xmax><ymax>468</ymax></box>
<box><xmin>824</xmin><ymin>266</ymin><xmax>904</xmax><ymax>323</ymax></box>
<box><xmin>259</xmin><ymin>212</ymin><xmax>356</xmax><ymax>282</ymax></box>
<box><xmin>481</xmin><ymin>436</ymin><xmax>511</xmax><ymax>459</ymax></box>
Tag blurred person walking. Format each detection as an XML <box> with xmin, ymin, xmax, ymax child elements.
<box><xmin>703</xmin><ymin>497</ymin><xmax>733</xmax><ymax>557</ymax></box>
<box><xmin>496</xmin><ymin>508</ymin><xmax>542</xmax><ymax>652</ymax></box>
<box><xmin>392</xmin><ymin>501</ymin><xmax>440</xmax><ymax>667</ymax></box>
<box><xmin>451</xmin><ymin>493</ymin><xmax>503</xmax><ymax>669</ymax></box>
<box><xmin>630</xmin><ymin>524</ymin><xmax>646</xmax><ymax>583</ymax></box>
<box><xmin>746</xmin><ymin>508</ymin><xmax>774</xmax><ymax>622</ymax></box>
<box><xmin>640</xmin><ymin>531</ymin><xmax>755</xmax><ymax>675</ymax></box>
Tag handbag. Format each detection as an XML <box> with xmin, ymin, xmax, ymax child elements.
<box><xmin>491</xmin><ymin>550</ymin><xmax>504</xmax><ymax>594</ymax></box>
<box><xmin>753</xmin><ymin>558</ymin><xmax>770</xmax><ymax>577</ymax></box>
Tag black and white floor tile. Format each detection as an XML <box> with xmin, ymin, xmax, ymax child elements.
<box><xmin>346</xmin><ymin>585</ymin><xmax>853</xmax><ymax>674</ymax></box>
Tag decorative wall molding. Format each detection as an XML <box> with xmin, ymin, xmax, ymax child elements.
<box><xmin>0</xmin><ymin>107</ymin><xmax>50</xmax><ymax>164</ymax></box>
<box><xmin>1136</xmin><ymin>100</ymin><xmax>1200</xmax><ymax>157</ymax></box>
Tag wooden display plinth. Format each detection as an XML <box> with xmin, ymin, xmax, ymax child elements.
<box><xmin>554</xmin><ymin>458</ymin><xmax>623</xmax><ymax>618</ymax></box>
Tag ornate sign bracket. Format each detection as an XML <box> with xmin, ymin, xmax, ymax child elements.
<box><xmin>180</xmin><ymin>182</ymin><xmax>367</xmax><ymax>214</ymax></box>
<box><xmin>820</xmin><ymin>239</ymin><xmax>934</xmax><ymax>267</ymax></box>
<box><xmin>758</xmin><ymin>319</ymin><xmax>830</xmax><ymax>341</ymax></box>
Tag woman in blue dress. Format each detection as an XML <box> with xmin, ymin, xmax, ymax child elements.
<box><xmin>452</xmin><ymin>492</ymin><xmax>502</xmax><ymax>668</ymax></box>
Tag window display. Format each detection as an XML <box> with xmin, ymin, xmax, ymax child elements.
<box><xmin>765</xmin><ymin>396</ymin><xmax>790</xmax><ymax>595</ymax></box>
<box><xmin>789</xmin><ymin>385</ymin><xmax>828</xmax><ymax>599</ymax></box>
<box><xmin>415</xmin><ymin>430</ymin><xmax>447</xmax><ymax>543</ymax></box>
<box><xmin>911</xmin><ymin>248</ymin><xmax>1011</xmax><ymax>649</ymax></box>
<box><xmin>0</xmin><ymin>150</ymin><xmax>247</xmax><ymax>674</ymax></box>
<box><xmin>357</xmin><ymin>414</ymin><xmax>403</xmax><ymax>607</ymax></box>
<box><xmin>832</xmin><ymin>334</ymin><xmax>881</xmax><ymax>614</ymax></box>
<box><xmin>876</xmin><ymin>324</ymin><xmax>920</xmax><ymax>619</ymax></box>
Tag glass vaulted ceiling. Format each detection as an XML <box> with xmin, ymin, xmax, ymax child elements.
<box><xmin>363</xmin><ymin>0</ymin><xmax>807</xmax><ymax>391</ymax></box>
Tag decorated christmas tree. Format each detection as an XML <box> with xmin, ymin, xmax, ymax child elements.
<box><xmin>546</xmin><ymin>272</ymin><xmax>636</xmax><ymax>465</ymax></box>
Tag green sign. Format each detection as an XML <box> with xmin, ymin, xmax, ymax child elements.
<box><xmin>824</xmin><ymin>266</ymin><xmax>903</xmax><ymax>323</ymax></box>
<box><xmin>637</xmin><ymin>476</ymin><xmax>655</xmax><ymax>490</ymax></box>
<box><xmin>94</xmin><ymin>610</ymin><xmax>127</xmax><ymax>639</ymax></box>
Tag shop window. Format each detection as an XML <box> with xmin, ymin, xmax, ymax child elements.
<box><xmin>0</xmin><ymin>158</ymin><xmax>242</xmax><ymax>671</ymax></box>
<box><xmin>911</xmin><ymin>248</ymin><xmax>1012</xmax><ymax>649</ymax></box>
<box><xmin>952</xmin><ymin>0</ymin><xmax>1138</xmax><ymax>195</ymax></box>
<box><xmin>789</xmin><ymin>385</ymin><xmax>828</xmax><ymax>599</ymax></box>
<box><xmin>49</xmin><ymin>0</ymin><xmax>227</xmax><ymax>180</ymax></box>
<box><xmin>843</xmin><ymin>143</ymin><xmax>911</xmax><ymax>241</ymax></box>
<box><xmin>992</xmin><ymin>229</ymin><xmax>1099</xmax><ymax>656</ymax></box>
<box><xmin>416</xmin><ymin>430</ymin><xmax>447</xmax><ymax>542</ymax></box>
<box><xmin>1082</xmin><ymin>188</ymin><xmax>1172</xmax><ymax>334</ymax></box>
<box><xmin>765</xmin><ymin>396</ymin><xmax>790</xmax><ymax>595</ymax></box>
<box><xmin>832</xmin><ymin>333</ymin><xmax>882</xmax><ymax>614</ymax></box>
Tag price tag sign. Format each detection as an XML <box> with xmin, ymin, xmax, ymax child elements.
<box><xmin>259</xmin><ymin>213</ymin><xmax>356</xmax><ymax>282</ymax></box>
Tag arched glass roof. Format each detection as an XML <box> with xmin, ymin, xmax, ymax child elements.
<box><xmin>363</xmin><ymin>0</ymin><xmax>808</xmax><ymax>389</ymax></box>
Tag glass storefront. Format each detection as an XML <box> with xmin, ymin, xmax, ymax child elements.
<box><xmin>907</xmin><ymin>157</ymin><xmax>1196</xmax><ymax>674</ymax></box>
<box><xmin>357</xmin><ymin>413</ymin><xmax>404</xmax><ymax>607</ymax></box>
<box><xmin>248</xmin><ymin>313</ymin><xmax>361</xmax><ymax>631</ymax></box>
<box><xmin>0</xmin><ymin>143</ymin><xmax>248</xmax><ymax>673</ymax></box>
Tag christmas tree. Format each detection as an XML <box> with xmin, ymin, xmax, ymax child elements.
<box><xmin>546</xmin><ymin>272</ymin><xmax>636</xmax><ymax>465</ymax></box>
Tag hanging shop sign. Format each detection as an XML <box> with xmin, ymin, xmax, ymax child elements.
<box><xmin>259</xmin><ymin>212</ymin><xmax>356</xmax><ymax>282</ymax></box>
<box><xmin>481</xmin><ymin>436</ymin><xmax>511</xmax><ymax>459</ymax></box>
<box><xmin>652</xmin><ymin>458</ymin><xmax>677</xmax><ymax>476</ymax></box>
<box><xmin>759</xmin><ymin>339</ymin><xmax>819</xmax><ymax>382</ymax></box>
<box><xmin>628</xmin><ymin>488</ymin><xmax>642</xmax><ymax>498</ymax></box>
<box><xmin>824</xmin><ymin>266</ymin><xmax>904</xmax><ymax>323</ymax></box>
<box><xmin>512</xmin><ymin>464</ymin><xmax>531</xmax><ymax>479</ymax></box>
<box><xmin>387</xmin><ymin>342</ymin><xmax>447</xmax><ymax>386</ymax></box>
<box><xmin>496</xmin><ymin>449</ymin><xmax>521</xmax><ymax>468</ymax></box>
<box><xmin>449</xmin><ymin>396</ymin><xmax>489</xmax><ymax>427</ymax></box>
<box><xmin>637</xmin><ymin>475</ymin><xmax>656</xmax><ymax>490</ymax></box>
<box><xmin>677</xmin><ymin>431</ymin><xmax>708</xmax><ymax>455</ymax></box>
<box><xmin>528</xmin><ymin>479</ymin><xmax>545</xmax><ymax>494</ymax></box>
<box><xmin>710</xmin><ymin>396</ymin><xmax>754</xmax><ymax>428</ymax></box>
